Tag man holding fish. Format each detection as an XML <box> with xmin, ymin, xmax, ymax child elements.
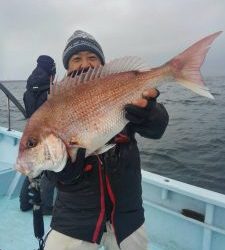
<box><xmin>43</xmin><ymin>30</ymin><xmax>168</xmax><ymax>250</ymax></box>
<box><xmin>16</xmin><ymin>29</ymin><xmax>221</xmax><ymax>249</ymax></box>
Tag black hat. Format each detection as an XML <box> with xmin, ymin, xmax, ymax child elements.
<box><xmin>37</xmin><ymin>55</ymin><xmax>56</xmax><ymax>76</ymax></box>
<box><xmin>62</xmin><ymin>30</ymin><xmax>105</xmax><ymax>69</ymax></box>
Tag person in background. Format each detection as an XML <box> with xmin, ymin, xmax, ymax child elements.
<box><xmin>20</xmin><ymin>55</ymin><xmax>56</xmax><ymax>215</ymax></box>
<box><xmin>44</xmin><ymin>30</ymin><xmax>169</xmax><ymax>249</ymax></box>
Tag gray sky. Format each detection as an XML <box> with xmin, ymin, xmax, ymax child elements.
<box><xmin>1</xmin><ymin>0</ymin><xmax>224</xmax><ymax>80</ymax></box>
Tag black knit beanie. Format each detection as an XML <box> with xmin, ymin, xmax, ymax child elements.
<box><xmin>62</xmin><ymin>30</ymin><xmax>105</xmax><ymax>69</ymax></box>
<box><xmin>37</xmin><ymin>55</ymin><xmax>56</xmax><ymax>76</ymax></box>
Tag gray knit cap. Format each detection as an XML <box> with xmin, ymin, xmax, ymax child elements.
<box><xmin>62</xmin><ymin>30</ymin><xmax>105</xmax><ymax>69</ymax></box>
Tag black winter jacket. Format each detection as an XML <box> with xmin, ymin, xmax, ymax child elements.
<box><xmin>50</xmin><ymin>102</ymin><xmax>169</xmax><ymax>245</ymax></box>
<box><xmin>23</xmin><ymin>66</ymin><xmax>51</xmax><ymax>118</ymax></box>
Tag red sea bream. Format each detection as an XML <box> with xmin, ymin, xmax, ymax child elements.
<box><xmin>16</xmin><ymin>31</ymin><xmax>222</xmax><ymax>178</ymax></box>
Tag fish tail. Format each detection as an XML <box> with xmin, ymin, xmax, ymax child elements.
<box><xmin>166</xmin><ymin>31</ymin><xmax>222</xmax><ymax>99</ymax></box>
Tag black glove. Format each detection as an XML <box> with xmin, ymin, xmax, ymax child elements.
<box><xmin>124</xmin><ymin>90</ymin><xmax>169</xmax><ymax>139</ymax></box>
<box><xmin>56</xmin><ymin>148</ymin><xmax>86</xmax><ymax>184</ymax></box>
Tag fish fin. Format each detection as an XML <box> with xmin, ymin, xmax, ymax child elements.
<box><xmin>81</xmin><ymin>66</ymin><xmax>104</xmax><ymax>82</ymax></box>
<box><xmin>166</xmin><ymin>31</ymin><xmax>222</xmax><ymax>99</ymax></box>
<box><xmin>49</xmin><ymin>56</ymin><xmax>149</xmax><ymax>94</ymax></box>
<box><xmin>49</xmin><ymin>79</ymin><xmax>60</xmax><ymax>98</ymax></box>
<box><xmin>48</xmin><ymin>70</ymin><xmax>85</xmax><ymax>98</ymax></box>
<box><xmin>92</xmin><ymin>144</ymin><xmax>116</xmax><ymax>155</ymax></box>
<box><xmin>84</xmin><ymin>56</ymin><xmax>148</xmax><ymax>81</ymax></box>
<box><xmin>67</xmin><ymin>146</ymin><xmax>79</xmax><ymax>162</ymax></box>
<box><xmin>100</xmin><ymin>56</ymin><xmax>149</xmax><ymax>77</ymax></box>
<box><xmin>82</xmin><ymin>56</ymin><xmax>149</xmax><ymax>79</ymax></box>
<box><xmin>67</xmin><ymin>144</ymin><xmax>87</xmax><ymax>162</ymax></box>
<box><xmin>67</xmin><ymin>144</ymin><xmax>114</xmax><ymax>161</ymax></box>
<box><xmin>66</xmin><ymin>137</ymin><xmax>85</xmax><ymax>162</ymax></box>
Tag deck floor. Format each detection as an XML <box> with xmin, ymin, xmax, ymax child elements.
<box><xmin>0</xmin><ymin>197</ymin><xmax>164</xmax><ymax>250</ymax></box>
<box><xmin>0</xmin><ymin>196</ymin><xmax>51</xmax><ymax>250</ymax></box>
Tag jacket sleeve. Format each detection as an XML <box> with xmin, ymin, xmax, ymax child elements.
<box><xmin>139</xmin><ymin>103</ymin><xmax>169</xmax><ymax>139</ymax></box>
<box><xmin>130</xmin><ymin>102</ymin><xmax>169</xmax><ymax>139</ymax></box>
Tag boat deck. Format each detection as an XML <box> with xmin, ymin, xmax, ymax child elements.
<box><xmin>0</xmin><ymin>196</ymin><xmax>163</xmax><ymax>250</ymax></box>
<box><xmin>0</xmin><ymin>196</ymin><xmax>51</xmax><ymax>250</ymax></box>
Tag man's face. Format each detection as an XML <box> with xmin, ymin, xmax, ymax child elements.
<box><xmin>67</xmin><ymin>51</ymin><xmax>102</xmax><ymax>73</ymax></box>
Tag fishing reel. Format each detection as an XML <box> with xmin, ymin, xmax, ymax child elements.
<box><xmin>28</xmin><ymin>174</ymin><xmax>43</xmax><ymax>206</ymax></box>
<box><xmin>29</xmin><ymin>173</ymin><xmax>45</xmax><ymax>250</ymax></box>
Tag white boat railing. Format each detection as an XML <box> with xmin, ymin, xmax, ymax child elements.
<box><xmin>0</xmin><ymin>82</ymin><xmax>27</xmax><ymax>131</ymax></box>
<box><xmin>142</xmin><ymin>171</ymin><xmax>225</xmax><ymax>250</ymax></box>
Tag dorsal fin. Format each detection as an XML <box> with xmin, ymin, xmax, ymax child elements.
<box><xmin>48</xmin><ymin>56</ymin><xmax>150</xmax><ymax>98</ymax></box>
<box><xmin>100</xmin><ymin>56</ymin><xmax>149</xmax><ymax>77</ymax></box>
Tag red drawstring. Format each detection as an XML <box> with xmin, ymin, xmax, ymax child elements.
<box><xmin>92</xmin><ymin>157</ymin><xmax>105</xmax><ymax>243</ymax></box>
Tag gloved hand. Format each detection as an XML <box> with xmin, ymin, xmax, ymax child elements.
<box><xmin>56</xmin><ymin>148</ymin><xmax>86</xmax><ymax>184</ymax></box>
<box><xmin>125</xmin><ymin>89</ymin><xmax>169</xmax><ymax>139</ymax></box>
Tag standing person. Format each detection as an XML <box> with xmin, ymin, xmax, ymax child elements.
<box><xmin>20</xmin><ymin>55</ymin><xmax>56</xmax><ymax>215</ymax></box>
<box><xmin>44</xmin><ymin>30</ymin><xmax>169</xmax><ymax>249</ymax></box>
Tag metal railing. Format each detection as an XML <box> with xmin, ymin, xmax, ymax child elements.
<box><xmin>0</xmin><ymin>82</ymin><xmax>27</xmax><ymax>131</ymax></box>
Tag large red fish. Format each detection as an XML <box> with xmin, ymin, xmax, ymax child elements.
<box><xmin>16</xmin><ymin>31</ymin><xmax>222</xmax><ymax>178</ymax></box>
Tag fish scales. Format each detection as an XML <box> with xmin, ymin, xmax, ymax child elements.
<box><xmin>47</xmin><ymin>72</ymin><xmax>148</xmax><ymax>147</ymax></box>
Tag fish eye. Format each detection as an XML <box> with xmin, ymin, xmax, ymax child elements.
<box><xmin>26</xmin><ymin>137</ymin><xmax>38</xmax><ymax>149</ymax></box>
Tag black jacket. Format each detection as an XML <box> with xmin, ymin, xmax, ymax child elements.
<box><xmin>23</xmin><ymin>66</ymin><xmax>51</xmax><ymax>118</ymax></box>
<box><xmin>20</xmin><ymin>66</ymin><xmax>53</xmax><ymax>212</ymax></box>
<box><xmin>50</xmin><ymin>102</ymin><xmax>169</xmax><ymax>245</ymax></box>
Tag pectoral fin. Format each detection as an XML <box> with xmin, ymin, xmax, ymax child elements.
<box><xmin>66</xmin><ymin>136</ymin><xmax>83</xmax><ymax>162</ymax></box>
<box><xmin>93</xmin><ymin>144</ymin><xmax>116</xmax><ymax>155</ymax></box>
<box><xmin>67</xmin><ymin>146</ymin><xmax>79</xmax><ymax>162</ymax></box>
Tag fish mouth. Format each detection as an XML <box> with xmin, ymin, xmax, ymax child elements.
<box><xmin>15</xmin><ymin>161</ymin><xmax>34</xmax><ymax>176</ymax></box>
<box><xmin>15</xmin><ymin>163</ymin><xmax>42</xmax><ymax>178</ymax></box>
